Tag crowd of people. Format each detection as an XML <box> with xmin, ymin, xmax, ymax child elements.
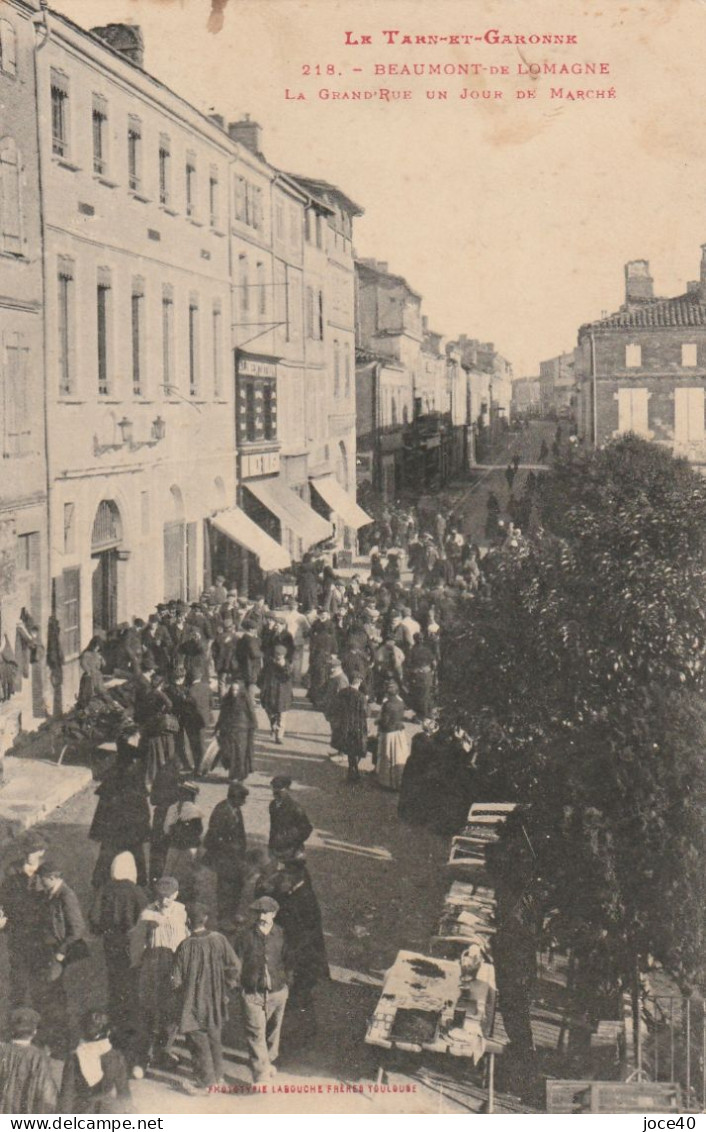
<box><xmin>0</xmin><ymin>485</ymin><xmax>534</xmax><ymax>1113</ymax></box>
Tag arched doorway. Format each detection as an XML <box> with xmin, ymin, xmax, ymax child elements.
<box><xmin>91</xmin><ymin>499</ymin><xmax>123</xmax><ymax>633</ymax></box>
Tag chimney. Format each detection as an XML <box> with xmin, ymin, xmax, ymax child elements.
<box><xmin>228</xmin><ymin>114</ymin><xmax>263</xmax><ymax>156</ymax></box>
<box><xmin>377</xmin><ymin>261</ymin><xmax>388</xmax><ymax>274</ymax></box>
<box><xmin>208</xmin><ymin>112</ymin><xmax>225</xmax><ymax>130</ymax></box>
<box><xmin>91</xmin><ymin>23</ymin><xmax>144</xmax><ymax>67</ymax></box>
<box><xmin>700</xmin><ymin>244</ymin><xmax>706</xmax><ymax>297</ymax></box>
<box><xmin>687</xmin><ymin>280</ymin><xmax>701</xmax><ymax>295</ymax></box>
<box><xmin>624</xmin><ymin>259</ymin><xmax>654</xmax><ymax>304</ymax></box>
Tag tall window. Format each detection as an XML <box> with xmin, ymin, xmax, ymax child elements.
<box><xmin>263</xmin><ymin>382</ymin><xmax>276</xmax><ymax>440</ymax></box>
<box><xmin>57</xmin><ymin>258</ymin><xmax>74</xmax><ymax>395</ymax></box>
<box><xmin>162</xmin><ymin>286</ymin><xmax>174</xmax><ymax>390</ymax></box>
<box><xmin>681</xmin><ymin>343</ymin><xmax>697</xmax><ymax>368</ymax></box>
<box><xmin>92</xmin><ymin>95</ymin><xmax>108</xmax><ymax>175</ymax></box>
<box><xmin>158</xmin><ymin>135</ymin><xmax>171</xmax><ymax>206</ymax></box>
<box><xmin>239</xmin><ymin>255</ymin><xmax>249</xmax><ymax>314</ymax></box>
<box><xmin>305</xmin><ymin>286</ymin><xmax>314</xmax><ymax>338</ymax></box>
<box><xmin>245</xmin><ymin>383</ymin><xmax>256</xmax><ymax>441</ymax></box>
<box><xmin>127</xmin><ymin>116</ymin><xmax>142</xmax><ymax>191</ymax></box>
<box><xmin>0</xmin><ymin>137</ymin><xmax>21</xmax><ymax>255</ymax></box>
<box><xmin>0</xmin><ymin>20</ymin><xmax>17</xmax><ymax>76</ymax></box>
<box><xmin>252</xmin><ymin>186</ymin><xmax>263</xmax><ymax>230</ymax></box>
<box><xmin>333</xmin><ymin>339</ymin><xmax>340</xmax><ymax>395</ymax></box>
<box><xmin>317</xmin><ymin>290</ymin><xmax>324</xmax><ymax>339</ymax></box>
<box><xmin>209</xmin><ymin>167</ymin><xmax>219</xmax><ymax>228</ymax></box>
<box><xmin>50</xmin><ymin>70</ymin><xmax>69</xmax><ymax>157</ymax></box>
<box><xmin>3</xmin><ymin>331</ymin><xmax>30</xmax><ymax>457</ymax></box>
<box><xmin>188</xmin><ymin>297</ymin><xmax>199</xmax><ymax>397</ymax></box>
<box><xmin>315</xmin><ymin>213</ymin><xmax>323</xmax><ymax>249</ymax></box>
<box><xmin>257</xmin><ymin>262</ymin><xmax>266</xmax><ymax>317</ymax></box>
<box><xmin>61</xmin><ymin>567</ymin><xmax>81</xmax><ymax>658</ymax></box>
<box><xmin>625</xmin><ymin>343</ymin><xmax>641</xmax><ymax>368</ymax></box>
<box><xmin>185</xmin><ymin>153</ymin><xmax>197</xmax><ymax>217</ymax></box>
<box><xmin>97</xmin><ymin>270</ymin><xmax>111</xmax><ymax>395</ymax></box>
<box><xmin>212</xmin><ymin>303</ymin><xmax>222</xmax><ymax>398</ymax></box>
<box><xmin>131</xmin><ymin>279</ymin><xmax>144</xmax><ymax>396</ymax></box>
<box><xmin>344</xmin><ymin>342</ymin><xmax>351</xmax><ymax>397</ymax></box>
<box><xmin>234</xmin><ymin>175</ymin><xmax>246</xmax><ymax>222</ymax></box>
<box><xmin>617</xmin><ymin>387</ymin><xmax>650</xmax><ymax>438</ymax></box>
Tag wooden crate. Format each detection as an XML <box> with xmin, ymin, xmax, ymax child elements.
<box><xmin>546</xmin><ymin>1080</ymin><xmax>682</xmax><ymax>1114</ymax></box>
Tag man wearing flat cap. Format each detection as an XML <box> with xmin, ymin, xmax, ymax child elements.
<box><xmin>268</xmin><ymin>777</ymin><xmax>313</xmax><ymax>860</ymax></box>
<box><xmin>233</xmin><ymin>896</ymin><xmax>291</xmax><ymax>1083</ymax></box>
<box><xmin>203</xmin><ymin>782</ymin><xmax>249</xmax><ymax>929</ymax></box>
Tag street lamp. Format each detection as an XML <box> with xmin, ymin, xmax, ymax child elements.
<box><xmin>117</xmin><ymin>416</ymin><xmax>134</xmax><ymax>445</ymax></box>
<box><xmin>151</xmin><ymin>415</ymin><xmax>166</xmax><ymax>441</ymax></box>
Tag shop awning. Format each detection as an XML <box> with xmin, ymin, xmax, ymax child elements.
<box><xmin>245</xmin><ymin>478</ymin><xmax>333</xmax><ymax>549</ymax></box>
<box><xmin>310</xmin><ymin>475</ymin><xmax>373</xmax><ymax>530</ymax></box>
<box><xmin>210</xmin><ymin>508</ymin><xmax>291</xmax><ymax>572</ymax></box>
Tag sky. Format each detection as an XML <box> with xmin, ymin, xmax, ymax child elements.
<box><xmin>50</xmin><ymin>0</ymin><xmax>706</xmax><ymax>375</ymax></box>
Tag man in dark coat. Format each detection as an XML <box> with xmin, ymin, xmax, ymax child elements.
<box><xmin>203</xmin><ymin>782</ymin><xmax>249</xmax><ymax>928</ymax></box>
<box><xmin>88</xmin><ymin>735</ymin><xmax>151</xmax><ymax>888</ymax></box>
<box><xmin>215</xmin><ymin>678</ymin><xmax>257</xmax><ymax>781</ymax></box>
<box><xmin>330</xmin><ymin>677</ymin><xmax>368</xmax><ymax>781</ymax></box>
<box><xmin>235</xmin><ymin>621</ymin><xmax>263</xmax><ymax>687</ymax></box>
<box><xmin>172</xmin><ymin>904</ymin><xmax>239</xmax><ymax>1093</ymax></box>
<box><xmin>35</xmin><ymin>862</ymin><xmax>87</xmax><ymax>1056</ymax></box>
<box><xmin>212</xmin><ymin>620</ymin><xmax>238</xmax><ymax>699</ymax></box>
<box><xmin>268</xmin><ymin>777</ymin><xmax>313</xmax><ymax>860</ymax></box>
<box><xmin>0</xmin><ymin>834</ymin><xmax>47</xmax><ymax>1009</ymax></box>
<box><xmin>0</xmin><ymin>1008</ymin><xmax>58</xmax><ymax>1114</ymax></box>
<box><xmin>266</xmin><ymin>857</ymin><xmax>328</xmax><ymax>1037</ymax></box>
<box><xmin>297</xmin><ymin>559</ymin><xmax>319</xmax><ymax>613</ymax></box>
<box><xmin>185</xmin><ymin>674</ymin><xmax>212</xmax><ymax>774</ymax></box>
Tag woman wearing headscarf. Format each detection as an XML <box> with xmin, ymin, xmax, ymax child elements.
<box><xmin>60</xmin><ymin>1009</ymin><xmax>132</xmax><ymax>1113</ymax></box>
<box><xmin>89</xmin><ymin>852</ymin><xmax>147</xmax><ymax>1069</ymax></box>
<box><xmin>329</xmin><ymin>676</ymin><xmax>368</xmax><ymax>782</ymax></box>
<box><xmin>375</xmin><ymin>680</ymin><xmax>409</xmax><ymax>791</ymax></box>
<box><xmin>148</xmin><ymin>756</ymin><xmax>182</xmax><ymax>885</ymax></box>
<box><xmin>403</xmin><ymin>634</ymin><xmax>437</xmax><ymax>721</ymax></box>
<box><xmin>260</xmin><ymin>644</ymin><xmax>293</xmax><ymax>744</ymax></box>
<box><xmin>307</xmin><ymin>612</ymin><xmax>336</xmax><ymax>710</ymax></box>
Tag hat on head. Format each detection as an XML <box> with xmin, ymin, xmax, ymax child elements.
<box><xmin>328</xmin><ymin>655</ymin><xmax>342</xmax><ymax>669</ymax></box>
<box><xmin>274</xmin><ymin>644</ymin><xmax>288</xmax><ymax>658</ymax></box>
<box><xmin>187</xmin><ymin>901</ymin><xmax>210</xmax><ymax>927</ymax></box>
<box><xmin>228</xmin><ymin>781</ymin><xmax>249</xmax><ymax>801</ymax></box>
<box><xmin>178</xmin><ymin>779</ymin><xmax>200</xmax><ymax>797</ymax></box>
<box><xmin>222</xmin><ymin>618</ymin><xmax>234</xmax><ymax>629</ymax></box>
<box><xmin>10</xmin><ymin>1007</ymin><xmax>40</xmax><ymax>1038</ymax></box>
<box><xmin>37</xmin><ymin>860</ymin><xmax>62</xmax><ymax>879</ymax></box>
<box><xmin>271</xmin><ymin>774</ymin><xmax>292</xmax><ymax>790</ymax></box>
<box><xmin>241</xmin><ymin>618</ymin><xmax>257</xmax><ymax>631</ymax></box>
<box><xmin>155</xmin><ymin>876</ymin><xmax>179</xmax><ymax>896</ymax></box>
<box><xmin>250</xmin><ymin>895</ymin><xmax>279</xmax><ymax>914</ymax></box>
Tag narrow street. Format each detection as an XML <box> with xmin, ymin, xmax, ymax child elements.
<box><xmin>0</xmin><ymin>692</ymin><xmax>460</xmax><ymax>1114</ymax></box>
<box><xmin>419</xmin><ymin>420</ymin><xmax>556</xmax><ymax>545</ymax></box>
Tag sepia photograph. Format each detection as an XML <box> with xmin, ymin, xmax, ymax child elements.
<box><xmin>0</xmin><ymin>0</ymin><xmax>704</xmax><ymax>1117</ymax></box>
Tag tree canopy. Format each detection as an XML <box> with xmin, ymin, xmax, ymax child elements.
<box><xmin>442</xmin><ymin>436</ymin><xmax>706</xmax><ymax>996</ymax></box>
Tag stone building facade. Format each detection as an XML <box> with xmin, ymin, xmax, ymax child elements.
<box><xmin>576</xmin><ymin>255</ymin><xmax>706</xmax><ymax>468</ymax></box>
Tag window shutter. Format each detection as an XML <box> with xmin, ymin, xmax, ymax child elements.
<box><xmin>0</xmin><ymin>140</ymin><xmax>21</xmax><ymax>254</ymax></box>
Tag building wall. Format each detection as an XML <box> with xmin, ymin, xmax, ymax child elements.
<box><xmin>39</xmin><ymin>13</ymin><xmax>236</xmax><ymax>680</ymax></box>
<box><xmin>0</xmin><ymin>0</ymin><xmax>49</xmax><ymax>729</ymax></box>
<box><xmin>577</xmin><ymin>326</ymin><xmax>706</xmax><ymax>461</ymax></box>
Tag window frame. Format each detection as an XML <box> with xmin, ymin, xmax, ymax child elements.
<box><xmin>127</xmin><ymin>115</ymin><xmax>142</xmax><ymax>193</ymax></box>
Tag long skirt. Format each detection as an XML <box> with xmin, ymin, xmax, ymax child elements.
<box><xmin>406</xmin><ymin>669</ymin><xmax>434</xmax><ymax>719</ymax></box>
<box><xmin>376</xmin><ymin>729</ymin><xmax>410</xmax><ymax>791</ymax></box>
<box><xmin>219</xmin><ymin>727</ymin><xmax>254</xmax><ymax>780</ymax></box>
<box><xmin>144</xmin><ymin>734</ymin><xmax>176</xmax><ymax>789</ymax></box>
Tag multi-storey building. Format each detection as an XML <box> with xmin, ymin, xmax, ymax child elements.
<box><xmin>539</xmin><ymin>349</ymin><xmax>576</xmax><ymax>418</ymax></box>
<box><xmin>511</xmin><ymin>376</ymin><xmax>542</xmax><ymax>419</ymax></box>
<box><xmin>37</xmin><ymin>16</ymin><xmax>236</xmax><ymax>692</ymax></box>
<box><xmin>355</xmin><ymin>258</ymin><xmax>421</xmax><ymax>497</ymax></box>
<box><xmin>291</xmin><ymin>176</ymin><xmax>368</xmax><ymax>553</ymax></box>
<box><xmin>0</xmin><ymin>0</ymin><xmax>49</xmax><ymax>740</ymax></box>
<box><xmin>576</xmin><ymin>255</ymin><xmax>706</xmax><ymax>468</ymax></box>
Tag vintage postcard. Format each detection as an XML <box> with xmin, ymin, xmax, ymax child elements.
<box><xmin>0</xmin><ymin>0</ymin><xmax>704</xmax><ymax>1118</ymax></box>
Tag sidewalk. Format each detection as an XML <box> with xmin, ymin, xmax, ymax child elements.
<box><xmin>0</xmin><ymin>755</ymin><xmax>92</xmax><ymax>841</ymax></box>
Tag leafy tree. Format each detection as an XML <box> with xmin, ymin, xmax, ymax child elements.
<box><xmin>442</xmin><ymin>436</ymin><xmax>706</xmax><ymax>1025</ymax></box>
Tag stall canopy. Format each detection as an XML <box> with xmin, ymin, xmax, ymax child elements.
<box><xmin>210</xmin><ymin>507</ymin><xmax>291</xmax><ymax>572</ymax></box>
<box><xmin>310</xmin><ymin>475</ymin><xmax>373</xmax><ymax>530</ymax></box>
<box><xmin>245</xmin><ymin>478</ymin><xmax>333</xmax><ymax>550</ymax></box>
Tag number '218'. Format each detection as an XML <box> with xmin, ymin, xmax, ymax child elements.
<box><xmin>302</xmin><ymin>65</ymin><xmax>336</xmax><ymax>75</ymax></box>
